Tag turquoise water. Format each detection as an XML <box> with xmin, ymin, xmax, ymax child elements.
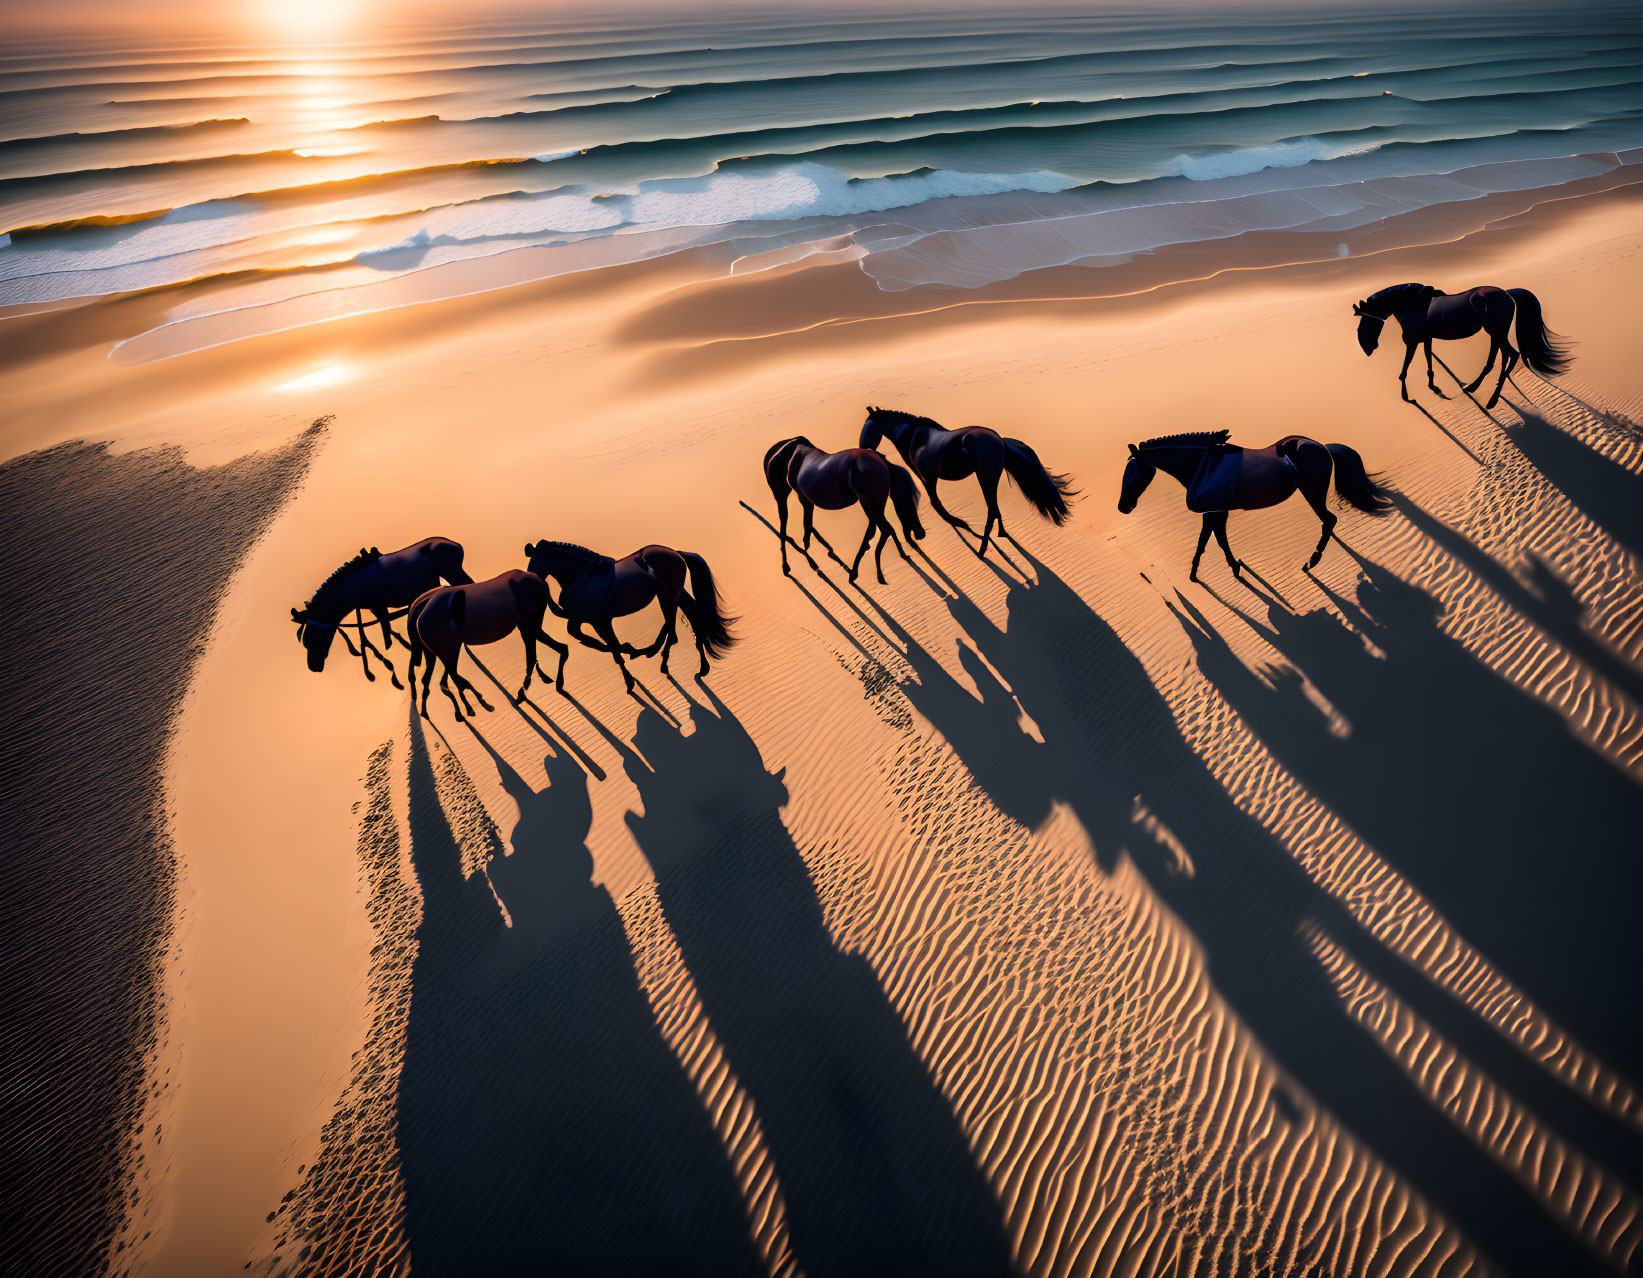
<box><xmin>1</xmin><ymin>0</ymin><xmax>1639</xmax><ymax>309</ymax></box>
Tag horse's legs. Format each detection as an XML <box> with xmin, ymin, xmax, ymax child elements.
<box><xmin>1300</xmin><ymin>477</ymin><xmax>1339</xmax><ymax>570</ymax></box>
<box><xmin>594</xmin><ymin>618</ymin><xmax>636</xmax><ymax>692</ymax></box>
<box><xmin>1488</xmin><ymin>339</ymin><xmax>1518</xmax><ymax>410</ymax></box>
<box><xmin>1465</xmin><ymin>336</ymin><xmax>1501</xmax><ymax>393</ymax></box>
<box><xmin>436</xmin><ymin>661</ymin><xmax>465</xmax><ymax>720</ymax></box>
<box><xmin>419</xmin><ymin>640</ymin><xmax>437</xmax><ymax>718</ymax></box>
<box><xmin>654</xmin><ymin>595</ymin><xmax>682</xmax><ymax>676</ymax></box>
<box><xmin>1210</xmin><ymin>513</ymin><xmax>1243</xmax><ymax>578</ymax></box>
<box><xmin>445</xmin><ymin>649</ymin><xmax>492</xmax><ymax>717</ymax></box>
<box><xmin>355</xmin><ymin>610</ymin><xmax>403</xmax><ymax>688</ymax></box>
<box><xmin>775</xmin><ymin>487</ymin><xmax>792</xmax><ymax>574</ymax></box>
<box><xmin>801</xmin><ymin>501</ymin><xmax>846</xmax><ymax>568</ymax></box>
<box><xmin>975</xmin><ymin>464</ymin><xmax>1005</xmax><ymax>557</ymax></box>
<box><xmin>348</xmin><ymin>611</ymin><xmax>376</xmax><ymax>683</ymax></box>
<box><xmin>1190</xmin><ymin>516</ymin><xmax>1215</xmax><ymax>583</ymax></box>
<box><xmin>515</xmin><ymin>627</ymin><xmax>539</xmax><ymax>702</ymax></box>
<box><xmin>367</xmin><ymin>609</ymin><xmax>404</xmax><ymax>685</ymax></box>
<box><xmin>1398</xmin><ymin>340</ymin><xmax>1417</xmax><ymax>402</ymax></box>
<box><xmin>845</xmin><ymin>515</ymin><xmax>877</xmax><ymax>584</ymax></box>
<box><xmin>922</xmin><ymin>467</ymin><xmax>977</xmax><ymax>535</ymax></box>
<box><xmin>1423</xmin><ymin>339</ymin><xmax>1448</xmax><ymax>399</ymax></box>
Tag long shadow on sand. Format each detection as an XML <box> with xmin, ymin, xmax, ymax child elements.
<box><xmin>1504</xmin><ymin>406</ymin><xmax>1643</xmax><ymax>563</ymax></box>
<box><xmin>620</xmin><ymin>687</ymin><xmax>1017</xmax><ymax>1278</ymax></box>
<box><xmin>807</xmin><ymin>550</ymin><xmax>1622</xmax><ymax>1276</ymax></box>
<box><xmin>1174</xmin><ymin>554</ymin><xmax>1643</xmax><ymax>1179</ymax></box>
<box><xmin>395</xmin><ymin>714</ymin><xmax>765</xmax><ymax>1276</ymax></box>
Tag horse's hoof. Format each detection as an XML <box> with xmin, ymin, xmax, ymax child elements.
<box><xmin>365</xmin><ymin>672</ymin><xmax>375</xmax><ymax>682</ymax></box>
<box><xmin>392</xmin><ymin>678</ymin><xmax>405</xmax><ymax>691</ymax></box>
<box><xmin>782</xmin><ymin>563</ymin><xmax>792</xmax><ymax>575</ymax></box>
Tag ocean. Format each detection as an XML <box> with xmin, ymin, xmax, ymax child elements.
<box><xmin>2</xmin><ymin>0</ymin><xmax>1639</xmax><ymax>357</ymax></box>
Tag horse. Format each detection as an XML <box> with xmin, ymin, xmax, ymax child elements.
<box><xmin>1352</xmin><ymin>282</ymin><xmax>1571</xmax><ymax>410</ymax></box>
<box><xmin>762</xmin><ymin>435</ymin><xmax>925</xmax><ymax>585</ymax></box>
<box><xmin>524</xmin><ymin>540</ymin><xmax>737</xmax><ymax>690</ymax></box>
<box><xmin>1117</xmin><ymin>429</ymin><xmax>1392</xmax><ymax>581</ymax></box>
<box><xmin>406</xmin><ymin>569</ymin><xmax>569</xmax><ymax>720</ymax></box>
<box><xmin>860</xmin><ymin>406</ymin><xmax>1076</xmax><ymax>556</ymax></box>
<box><xmin>292</xmin><ymin>537</ymin><xmax>472</xmax><ymax>687</ymax></box>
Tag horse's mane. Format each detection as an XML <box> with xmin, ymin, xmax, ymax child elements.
<box><xmin>1137</xmin><ymin>428</ymin><xmax>1230</xmax><ymax>450</ymax></box>
<box><xmin>542</xmin><ymin>540</ymin><xmax>607</xmax><ymax>564</ymax></box>
<box><xmin>1364</xmin><ymin>282</ymin><xmax>1437</xmax><ymax>310</ymax></box>
<box><xmin>869</xmin><ymin>406</ymin><xmax>943</xmax><ymax>432</ymax></box>
<box><xmin>306</xmin><ymin>546</ymin><xmax>381</xmax><ymax>610</ymax></box>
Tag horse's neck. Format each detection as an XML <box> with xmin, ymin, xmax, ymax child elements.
<box><xmin>550</xmin><ymin>555</ymin><xmax>609</xmax><ymax>587</ymax></box>
<box><xmin>886</xmin><ymin>423</ymin><xmax>922</xmax><ymax>460</ymax></box>
<box><xmin>315</xmin><ymin>567</ymin><xmax>373</xmax><ymax>618</ymax></box>
<box><xmin>1143</xmin><ymin>444</ymin><xmax>1209</xmax><ymax>488</ymax></box>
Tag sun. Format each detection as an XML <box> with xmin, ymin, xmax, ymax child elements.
<box><xmin>255</xmin><ymin>0</ymin><xmax>362</xmax><ymax>41</ymax></box>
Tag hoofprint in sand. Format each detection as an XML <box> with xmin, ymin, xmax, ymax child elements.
<box><xmin>4</xmin><ymin>184</ymin><xmax>1640</xmax><ymax>1276</ymax></box>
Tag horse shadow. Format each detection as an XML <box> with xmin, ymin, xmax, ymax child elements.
<box><xmin>394</xmin><ymin>713</ymin><xmax>764</xmax><ymax>1277</ymax></box>
<box><xmin>812</xmin><ymin>550</ymin><xmax>1620</xmax><ymax>1276</ymax></box>
<box><xmin>1392</xmin><ymin>494</ymin><xmax>1643</xmax><ymax>709</ymax></box>
<box><xmin>1172</xmin><ymin>559</ymin><xmax>1643</xmax><ymax>1190</ymax></box>
<box><xmin>1504</xmin><ymin>407</ymin><xmax>1643</xmax><ymax>563</ymax></box>
<box><xmin>620</xmin><ymin>688</ymin><xmax>1016</xmax><ymax>1278</ymax></box>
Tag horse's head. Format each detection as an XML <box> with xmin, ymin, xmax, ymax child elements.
<box><xmin>860</xmin><ymin>406</ymin><xmax>884</xmax><ymax>450</ymax></box>
<box><xmin>1353</xmin><ymin>300</ymin><xmax>1383</xmax><ymax>356</ymax></box>
<box><xmin>1117</xmin><ymin>444</ymin><xmax>1156</xmax><ymax>514</ymax></box>
<box><xmin>292</xmin><ymin>605</ymin><xmax>334</xmax><ymax>671</ymax></box>
<box><xmin>888</xmin><ymin>463</ymin><xmax>926</xmax><ymax>541</ymax></box>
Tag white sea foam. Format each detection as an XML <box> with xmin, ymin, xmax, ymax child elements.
<box><xmin>1169</xmin><ymin>137</ymin><xmax>1380</xmax><ymax>181</ymax></box>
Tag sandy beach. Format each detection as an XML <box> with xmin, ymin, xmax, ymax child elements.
<box><xmin>3</xmin><ymin>8</ymin><xmax>1642</xmax><ymax>1271</ymax></box>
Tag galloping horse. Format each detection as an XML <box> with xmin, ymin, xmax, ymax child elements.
<box><xmin>524</xmin><ymin>540</ymin><xmax>736</xmax><ymax>690</ymax></box>
<box><xmin>763</xmin><ymin>435</ymin><xmax>925</xmax><ymax>584</ymax></box>
<box><xmin>292</xmin><ymin>537</ymin><xmax>472</xmax><ymax>687</ymax></box>
<box><xmin>1118</xmin><ymin>429</ymin><xmax>1392</xmax><ymax>580</ymax></box>
<box><xmin>860</xmin><ymin>407</ymin><xmax>1076</xmax><ymax>556</ymax></box>
<box><xmin>1353</xmin><ymin>282</ymin><xmax>1571</xmax><ymax>409</ymax></box>
<box><xmin>406</xmin><ymin>569</ymin><xmax>569</xmax><ymax>720</ymax></box>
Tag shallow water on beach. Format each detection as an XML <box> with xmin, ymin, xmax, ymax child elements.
<box><xmin>2</xmin><ymin>1</ymin><xmax>1640</xmax><ymax>332</ymax></box>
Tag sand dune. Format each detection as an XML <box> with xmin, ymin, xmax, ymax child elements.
<box><xmin>2</xmin><ymin>168</ymin><xmax>1640</xmax><ymax>1278</ymax></box>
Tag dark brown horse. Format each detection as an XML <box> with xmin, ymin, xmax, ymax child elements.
<box><xmin>1118</xmin><ymin>429</ymin><xmax>1392</xmax><ymax>580</ymax></box>
<box><xmin>292</xmin><ymin>537</ymin><xmax>472</xmax><ymax>687</ymax></box>
<box><xmin>763</xmin><ymin>435</ymin><xmax>925</xmax><ymax>584</ymax></box>
<box><xmin>525</xmin><ymin>540</ymin><xmax>736</xmax><ymax>690</ymax></box>
<box><xmin>1353</xmin><ymin>282</ymin><xmax>1571</xmax><ymax>409</ymax></box>
<box><xmin>860</xmin><ymin>407</ymin><xmax>1075</xmax><ymax>556</ymax></box>
<box><xmin>406</xmin><ymin>569</ymin><xmax>569</xmax><ymax>720</ymax></box>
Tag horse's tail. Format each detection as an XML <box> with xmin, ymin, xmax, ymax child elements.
<box><xmin>1325</xmin><ymin>443</ymin><xmax>1394</xmax><ymax>515</ymax></box>
<box><xmin>888</xmin><ymin>463</ymin><xmax>925</xmax><ymax>540</ymax></box>
<box><xmin>680</xmin><ymin>552</ymin><xmax>738</xmax><ymax>658</ymax></box>
<box><xmin>1508</xmin><ymin>288</ymin><xmax>1572</xmax><ymax>377</ymax></box>
<box><xmin>1002</xmin><ymin>437</ymin><xmax>1077</xmax><ymax>525</ymax></box>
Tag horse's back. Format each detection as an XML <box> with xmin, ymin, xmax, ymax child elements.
<box><xmin>417</xmin><ymin>570</ymin><xmax>533</xmax><ymax>646</ymax></box>
<box><xmin>1186</xmin><ymin>443</ymin><xmax>1299</xmax><ymax>512</ymax></box>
